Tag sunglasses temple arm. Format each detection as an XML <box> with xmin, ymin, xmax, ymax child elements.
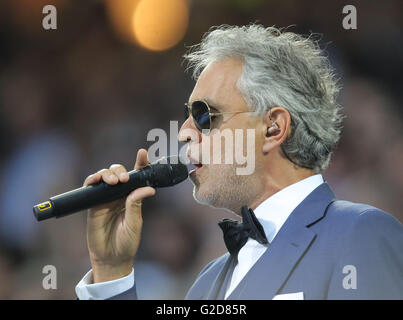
<box><xmin>209</xmin><ymin>111</ymin><xmax>253</xmax><ymax>116</ymax></box>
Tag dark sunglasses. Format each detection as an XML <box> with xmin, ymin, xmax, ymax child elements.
<box><xmin>184</xmin><ymin>100</ymin><xmax>252</xmax><ymax>132</ymax></box>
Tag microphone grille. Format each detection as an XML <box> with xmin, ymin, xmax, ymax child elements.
<box><xmin>152</xmin><ymin>155</ymin><xmax>188</xmax><ymax>187</ymax></box>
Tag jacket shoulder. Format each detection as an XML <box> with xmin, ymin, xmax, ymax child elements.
<box><xmin>325</xmin><ymin>200</ymin><xmax>402</xmax><ymax>231</ymax></box>
<box><xmin>324</xmin><ymin>201</ymin><xmax>403</xmax><ymax>299</ymax></box>
<box><xmin>312</xmin><ymin>200</ymin><xmax>403</xmax><ymax>260</ymax></box>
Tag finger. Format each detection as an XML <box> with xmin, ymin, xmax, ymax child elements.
<box><xmin>110</xmin><ymin>164</ymin><xmax>129</xmax><ymax>183</ymax></box>
<box><xmin>134</xmin><ymin>148</ymin><xmax>150</xmax><ymax>170</ymax></box>
<box><xmin>125</xmin><ymin>187</ymin><xmax>156</xmax><ymax>230</ymax></box>
<box><xmin>126</xmin><ymin>186</ymin><xmax>156</xmax><ymax>208</ymax></box>
<box><xmin>98</xmin><ymin>168</ymin><xmax>119</xmax><ymax>185</ymax></box>
<box><xmin>83</xmin><ymin>172</ymin><xmax>102</xmax><ymax>187</ymax></box>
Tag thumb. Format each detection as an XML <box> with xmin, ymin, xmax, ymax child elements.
<box><xmin>134</xmin><ymin>148</ymin><xmax>150</xmax><ymax>170</ymax></box>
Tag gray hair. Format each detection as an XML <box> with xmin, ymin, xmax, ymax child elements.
<box><xmin>183</xmin><ymin>24</ymin><xmax>343</xmax><ymax>173</ymax></box>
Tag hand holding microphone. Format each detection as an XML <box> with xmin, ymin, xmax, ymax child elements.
<box><xmin>86</xmin><ymin>149</ymin><xmax>155</xmax><ymax>283</ymax></box>
<box><xmin>33</xmin><ymin>149</ymin><xmax>188</xmax><ymax>283</ymax></box>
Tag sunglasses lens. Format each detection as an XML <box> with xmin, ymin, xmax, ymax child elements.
<box><xmin>192</xmin><ymin>101</ymin><xmax>210</xmax><ymax>131</ymax></box>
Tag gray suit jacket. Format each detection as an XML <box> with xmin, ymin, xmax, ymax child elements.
<box><xmin>111</xmin><ymin>183</ymin><xmax>403</xmax><ymax>300</ymax></box>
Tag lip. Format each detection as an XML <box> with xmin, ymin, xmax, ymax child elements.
<box><xmin>187</xmin><ymin>152</ymin><xmax>203</xmax><ymax>175</ymax></box>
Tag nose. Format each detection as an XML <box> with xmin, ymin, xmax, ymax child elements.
<box><xmin>178</xmin><ymin>116</ymin><xmax>201</xmax><ymax>144</ymax></box>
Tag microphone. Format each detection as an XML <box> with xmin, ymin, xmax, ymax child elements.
<box><xmin>33</xmin><ymin>156</ymin><xmax>188</xmax><ymax>221</ymax></box>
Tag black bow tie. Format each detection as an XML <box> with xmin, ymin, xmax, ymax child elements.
<box><xmin>218</xmin><ymin>205</ymin><xmax>269</xmax><ymax>258</ymax></box>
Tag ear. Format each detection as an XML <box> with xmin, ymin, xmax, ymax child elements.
<box><xmin>262</xmin><ymin>107</ymin><xmax>292</xmax><ymax>154</ymax></box>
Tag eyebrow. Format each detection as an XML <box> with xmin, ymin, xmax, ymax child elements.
<box><xmin>189</xmin><ymin>98</ymin><xmax>223</xmax><ymax>111</ymax></box>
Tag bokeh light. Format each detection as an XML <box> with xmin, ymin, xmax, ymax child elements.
<box><xmin>132</xmin><ymin>0</ymin><xmax>189</xmax><ymax>51</ymax></box>
<box><xmin>105</xmin><ymin>0</ymin><xmax>141</xmax><ymax>44</ymax></box>
<box><xmin>105</xmin><ymin>0</ymin><xmax>189</xmax><ymax>51</ymax></box>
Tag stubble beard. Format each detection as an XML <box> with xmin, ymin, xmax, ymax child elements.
<box><xmin>190</xmin><ymin>164</ymin><xmax>259</xmax><ymax>215</ymax></box>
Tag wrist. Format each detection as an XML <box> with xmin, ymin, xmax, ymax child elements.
<box><xmin>91</xmin><ymin>261</ymin><xmax>133</xmax><ymax>283</ymax></box>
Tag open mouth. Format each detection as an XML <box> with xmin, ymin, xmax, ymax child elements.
<box><xmin>189</xmin><ymin>160</ymin><xmax>204</xmax><ymax>175</ymax></box>
<box><xmin>187</xmin><ymin>152</ymin><xmax>204</xmax><ymax>175</ymax></box>
<box><xmin>193</xmin><ymin>163</ymin><xmax>203</xmax><ymax>171</ymax></box>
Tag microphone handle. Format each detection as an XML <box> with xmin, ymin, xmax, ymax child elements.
<box><xmin>33</xmin><ymin>166</ymin><xmax>155</xmax><ymax>221</ymax></box>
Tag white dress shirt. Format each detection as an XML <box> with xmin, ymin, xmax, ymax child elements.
<box><xmin>76</xmin><ymin>268</ymin><xmax>134</xmax><ymax>300</ymax></box>
<box><xmin>224</xmin><ymin>174</ymin><xmax>324</xmax><ymax>298</ymax></box>
<box><xmin>76</xmin><ymin>174</ymin><xmax>324</xmax><ymax>300</ymax></box>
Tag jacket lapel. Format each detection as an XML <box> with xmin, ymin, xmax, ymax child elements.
<box><xmin>216</xmin><ymin>257</ymin><xmax>237</xmax><ymax>299</ymax></box>
<box><xmin>226</xmin><ymin>182</ymin><xmax>336</xmax><ymax>300</ymax></box>
<box><xmin>205</xmin><ymin>254</ymin><xmax>235</xmax><ymax>299</ymax></box>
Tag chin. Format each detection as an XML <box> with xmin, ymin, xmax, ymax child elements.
<box><xmin>190</xmin><ymin>164</ymin><xmax>258</xmax><ymax>212</ymax></box>
<box><xmin>192</xmin><ymin>182</ymin><xmax>211</xmax><ymax>204</ymax></box>
<box><xmin>191</xmin><ymin>178</ymin><xmax>218</xmax><ymax>206</ymax></box>
<box><xmin>192</xmin><ymin>180</ymin><xmax>236</xmax><ymax>212</ymax></box>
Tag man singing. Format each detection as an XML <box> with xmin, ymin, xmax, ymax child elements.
<box><xmin>75</xmin><ymin>25</ymin><xmax>403</xmax><ymax>300</ymax></box>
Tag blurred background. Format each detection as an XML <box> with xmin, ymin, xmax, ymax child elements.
<box><xmin>0</xmin><ymin>0</ymin><xmax>402</xmax><ymax>299</ymax></box>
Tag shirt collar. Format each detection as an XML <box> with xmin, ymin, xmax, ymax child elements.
<box><xmin>254</xmin><ymin>174</ymin><xmax>324</xmax><ymax>243</ymax></box>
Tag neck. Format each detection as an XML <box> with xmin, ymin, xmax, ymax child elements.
<box><xmin>248</xmin><ymin>162</ymin><xmax>316</xmax><ymax>211</ymax></box>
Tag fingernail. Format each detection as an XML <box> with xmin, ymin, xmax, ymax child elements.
<box><xmin>109</xmin><ymin>174</ymin><xmax>116</xmax><ymax>181</ymax></box>
<box><xmin>120</xmin><ymin>172</ymin><xmax>128</xmax><ymax>179</ymax></box>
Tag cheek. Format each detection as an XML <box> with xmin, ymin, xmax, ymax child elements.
<box><xmin>201</xmin><ymin>128</ymin><xmax>258</xmax><ymax>166</ymax></box>
<box><xmin>205</xmin><ymin>132</ymin><xmax>236</xmax><ymax>165</ymax></box>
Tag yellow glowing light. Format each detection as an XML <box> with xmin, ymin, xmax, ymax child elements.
<box><xmin>105</xmin><ymin>0</ymin><xmax>141</xmax><ymax>43</ymax></box>
<box><xmin>132</xmin><ymin>0</ymin><xmax>189</xmax><ymax>51</ymax></box>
